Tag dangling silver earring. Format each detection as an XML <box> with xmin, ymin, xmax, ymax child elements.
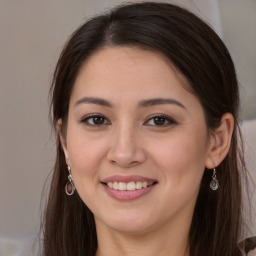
<box><xmin>65</xmin><ymin>165</ymin><xmax>75</xmax><ymax>196</ymax></box>
<box><xmin>210</xmin><ymin>168</ymin><xmax>219</xmax><ymax>190</ymax></box>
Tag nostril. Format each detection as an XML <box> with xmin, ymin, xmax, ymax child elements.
<box><xmin>109</xmin><ymin>159</ymin><xmax>140</xmax><ymax>168</ymax></box>
<box><xmin>106</xmin><ymin>143</ymin><xmax>147</xmax><ymax>167</ymax></box>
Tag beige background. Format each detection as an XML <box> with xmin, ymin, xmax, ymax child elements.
<box><xmin>0</xmin><ymin>0</ymin><xmax>255</xmax><ymax>255</ymax></box>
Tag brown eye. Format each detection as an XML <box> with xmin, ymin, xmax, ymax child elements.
<box><xmin>82</xmin><ymin>115</ymin><xmax>110</xmax><ymax>126</ymax></box>
<box><xmin>153</xmin><ymin>117</ymin><xmax>166</xmax><ymax>125</ymax></box>
<box><xmin>145</xmin><ymin>114</ymin><xmax>176</xmax><ymax>127</ymax></box>
<box><xmin>93</xmin><ymin>116</ymin><xmax>105</xmax><ymax>125</ymax></box>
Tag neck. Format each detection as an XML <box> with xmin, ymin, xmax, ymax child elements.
<box><xmin>95</xmin><ymin>219</ymin><xmax>190</xmax><ymax>256</ymax></box>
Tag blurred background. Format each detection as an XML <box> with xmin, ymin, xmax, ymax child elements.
<box><xmin>0</xmin><ymin>0</ymin><xmax>255</xmax><ymax>255</ymax></box>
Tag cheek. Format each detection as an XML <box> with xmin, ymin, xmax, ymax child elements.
<box><xmin>66</xmin><ymin>132</ymin><xmax>108</xmax><ymax>192</ymax></box>
<box><xmin>67</xmin><ymin>126</ymin><xmax>108</xmax><ymax>163</ymax></box>
<box><xmin>150</xmin><ymin>129</ymin><xmax>208</xmax><ymax>190</ymax></box>
<box><xmin>144</xmin><ymin>130</ymin><xmax>209</xmax><ymax>221</ymax></box>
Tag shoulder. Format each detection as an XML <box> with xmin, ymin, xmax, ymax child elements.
<box><xmin>239</xmin><ymin>236</ymin><xmax>256</xmax><ymax>256</ymax></box>
<box><xmin>247</xmin><ymin>248</ymin><xmax>256</xmax><ymax>256</ymax></box>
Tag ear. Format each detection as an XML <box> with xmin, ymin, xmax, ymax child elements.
<box><xmin>57</xmin><ymin>118</ymin><xmax>71</xmax><ymax>166</ymax></box>
<box><xmin>205</xmin><ymin>113</ymin><xmax>234</xmax><ymax>169</ymax></box>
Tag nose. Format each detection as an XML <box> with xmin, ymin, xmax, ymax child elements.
<box><xmin>106</xmin><ymin>123</ymin><xmax>146</xmax><ymax>168</ymax></box>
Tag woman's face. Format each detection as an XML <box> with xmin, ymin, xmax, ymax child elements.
<box><xmin>61</xmin><ymin>46</ymin><xmax>213</xmax><ymax>234</ymax></box>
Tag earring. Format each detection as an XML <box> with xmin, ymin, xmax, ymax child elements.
<box><xmin>65</xmin><ymin>165</ymin><xmax>75</xmax><ymax>196</ymax></box>
<box><xmin>210</xmin><ymin>168</ymin><xmax>219</xmax><ymax>190</ymax></box>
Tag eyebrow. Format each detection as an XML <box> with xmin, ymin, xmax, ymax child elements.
<box><xmin>74</xmin><ymin>96</ymin><xmax>186</xmax><ymax>110</ymax></box>
<box><xmin>74</xmin><ymin>97</ymin><xmax>113</xmax><ymax>108</ymax></box>
<box><xmin>138</xmin><ymin>98</ymin><xmax>186</xmax><ymax>109</ymax></box>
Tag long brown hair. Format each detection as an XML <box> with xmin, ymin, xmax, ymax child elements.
<box><xmin>42</xmin><ymin>2</ymin><xmax>248</xmax><ymax>255</ymax></box>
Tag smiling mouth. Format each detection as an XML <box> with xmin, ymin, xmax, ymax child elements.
<box><xmin>102</xmin><ymin>181</ymin><xmax>157</xmax><ymax>191</ymax></box>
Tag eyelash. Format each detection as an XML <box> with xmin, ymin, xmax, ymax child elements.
<box><xmin>81</xmin><ymin>113</ymin><xmax>110</xmax><ymax>127</ymax></box>
<box><xmin>145</xmin><ymin>114</ymin><xmax>176</xmax><ymax>127</ymax></box>
<box><xmin>81</xmin><ymin>113</ymin><xmax>176</xmax><ymax>127</ymax></box>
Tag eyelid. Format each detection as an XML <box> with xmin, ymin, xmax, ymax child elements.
<box><xmin>80</xmin><ymin>113</ymin><xmax>176</xmax><ymax>127</ymax></box>
<box><xmin>80</xmin><ymin>113</ymin><xmax>110</xmax><ymax>126</ymax></box>
<box><xmin>144</xmin><ymin>113</ymin><xmax>177</xmax><ymax>126</ymax></box>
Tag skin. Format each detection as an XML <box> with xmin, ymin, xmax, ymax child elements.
<box><xmin>59</xmin><ymin>46</ymin><xmax>234</xmax><ymax>256</ymax></box>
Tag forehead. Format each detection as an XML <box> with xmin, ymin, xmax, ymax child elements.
<box><xmin>71</xmin><ymin>46</ymin><xmax>194</xmax><ymax>104</ymax></box>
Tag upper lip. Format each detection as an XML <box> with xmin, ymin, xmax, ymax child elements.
<box><xmin>101</xmin><ymin>175</ymin><xmax>157</xmax><ymax>183</ymax></box>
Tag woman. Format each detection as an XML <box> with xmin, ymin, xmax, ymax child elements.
<box><xmin>42</xmin><ymin>2</ymin><xmax>255</xmax><ymax>256</ymax></box>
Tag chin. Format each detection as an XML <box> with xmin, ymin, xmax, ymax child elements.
<box><xmin>108</xmin><ymin>221</ymin><xmax>151</xmax><ymax>234</ymax></box>
<box><xmin>97</xmin><ymin>209</ymin><xmax>156</xmax><ymax>234</ymax></box>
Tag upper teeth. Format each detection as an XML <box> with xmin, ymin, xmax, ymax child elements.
<box><xmin>107</xmin><ymin>181</ymin><xmax>153</xmax><ymax>191</ymax></box>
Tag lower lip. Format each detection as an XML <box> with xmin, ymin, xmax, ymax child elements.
<box><xmin>102</xmin><ymin>183</ymin><xmax>156</xmax><ymax>201</ymax></box>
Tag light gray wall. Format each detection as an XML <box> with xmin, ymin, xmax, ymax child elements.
<box><xmin>0</xmin><ymin>0</ymin><xmax>255</xmax><ymax>255</ymax></box>
<box><xmin>219</xmin><ymin>0</ymin><xmax>256</xmax><ymax>120</ymax></box>
<box><xmin>0</xmin><ymin>1</ymin><xmax>86</xmax><ymax>254</ymax></box>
